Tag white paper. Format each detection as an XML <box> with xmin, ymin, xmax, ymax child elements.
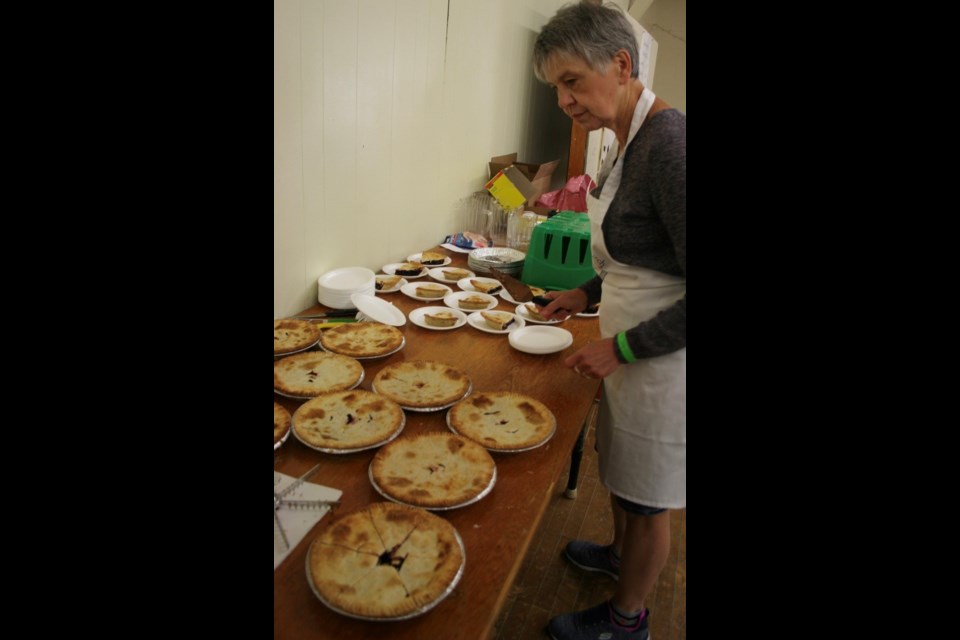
<box><xmin>274</xmin><ymin>471</ymin><xmax>343</xmax><ymax>570</ymax></box>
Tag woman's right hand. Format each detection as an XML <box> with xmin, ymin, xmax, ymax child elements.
<box><xmin>537</xmin><ymin>288</ymin><xmax>588</xmax><ymax>321</ymax></box>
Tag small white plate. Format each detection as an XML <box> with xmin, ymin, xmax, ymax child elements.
<box><xmin>577</xmin><ymin>305</ymin><xmax>600</xmax><ymax>317</ymax></box>
<box><xmin>466</xmin><ymin>311</ymin><xmax>525</xmax><ymax>334</ymax></box>
<box><xmin>382</xmin><ymin>263</ymin><xmax>428</xmax><ymax>279</ymax></box>
<box><xmin>508</xmin><ymin>326</ymin><xmax>574</xmax><ymax>355</ymax></box>
<box><xmin>428</xmin><ymin>266</ymin><xmax>475</xmax><ymax>283</ymax></box>
<box><xmin>400</xmin><ymin>282</ymin><xmax>453</xmax><ymax>302</ymax></box>
<box><xmin>499</xmin><ymin>285</ymin><xmax>547</xmax><ymax>304</ymax></box>
<box><xmin>375</xmin><ymin>276</ymin><xmax>407</xmax><ymax>294</ymax></box>
<box><xmin>350</xmin><ymin>293</ymin><xmax>407</xmax><ymax>326</ymax></box>
<box><xmin>457</xmin><ymin>276</ymin><xmax>503</xmax><ymax>294</ymax></box>
<box><xmin>408</xmin><ymin>307</ymin><xmax>468</xmax><ymax>331</ymax></box>
<box><xmin>443</xmin><ymin>290</ymin><xmax>499</xmax><ymax>312</ymax></box>
<box><xmin>407</xmin><ymin>252</ymin><xmax>452</xmax><ymax>267</ymax></box>
<box><xmin>515</xmin><ymin>302</ymin><xmax>565</xmax><ymax>324</ymax></box>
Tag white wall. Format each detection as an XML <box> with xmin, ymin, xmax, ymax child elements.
<box><xmin>274</xmin><ymin>0</ymin><xmax>575</xmax><ymax>317</ymax></box>
<box><xmin>631</xmin><ymin>0</ymin><xmax>685</xmax><ymax>113</ymax></box>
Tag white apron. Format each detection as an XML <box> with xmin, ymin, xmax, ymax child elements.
<box><xmin>591</xmin><ymin>89</ymin><xmax>687</xmax><ymax>509</ymax></box>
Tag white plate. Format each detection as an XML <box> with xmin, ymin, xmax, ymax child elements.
<box><xmin>457</xmin><ymin>276</ymin><xmax>502</xmax><ymax>294</ymax></box>
<box><xmin>508</xmin><ymin>326</ymin><xmax>574</xmax><ymax>355</ymax></box>
<box><xmin>577</xmin><ymin>306</ymin><xmax>600</xmax><ymax>318</ymax></box>
<box><xmin>374</xmin><ymin>276</ymin><xmax>407</xmax><ymax>294</ymax></box>
<box><xmin>428</xmin><ymin>266</ymin><xmax>475</xmax><ymax>283</ymax></box>
<box><xmin>400</xmin><ymin>282</ymin><xmax>453</xmax><ymax>302</ymax></box>
<box><xmin>515</xmin><ymin>302</ymin><xmax>565</xmax><ymax>324</ymax></box>
<box><xmin>443</xmin><ymin>290</ymin><xmax>499</xmax><ymax>312</ymax></box>
<box><xmin>382</xmin><ymin>263</ymin><xmax>428</xmax><ymax>279</ymax></box>
<box><xmin>317</xmin><ymin>266</ymin><xmax>376</xmax><ymax>291</ymax></box>
<box><xmin>499</xmin><ymin>285</ymin><xmax>548</xmax><ymax>304</ymax></box>
<box><xmin>350</xmin><ymin>293</ymin><xmax>406</xmax><ymax>326</ymax></box>
<box><xmin>407</xmin><ymin>252</ymin><xmax>452</xmax><ymax>267</ymax></box>
<box><xmin>408</xmin><ymin>306</ymin><xmax>467</xmax><ymax>331</ymax></box>
<box><xmin>466</xmin><ymin>311</ymin><xmax>525</xmax><ymax>335</ymax></box>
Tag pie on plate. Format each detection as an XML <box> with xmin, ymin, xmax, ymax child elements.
<box><xmin>373</xmin><ymin>361</ymin><xmax>471</xmax><ymax>410</ymax></box>
<box><xmin>319</xmin><ymin>322</ymin><xmax>405</xmax><ymax>358</ymax></box>
<box><xmin>419</xmin><ymin>251</ymin><xmax>446</xmax><ymax>266</ymax></box>
<box><xmin>274</xmin><ymin>401</ymin><xmax>291</xmax><ymax>449</ymax></box>
<box><xmin>458</xmin><ymin>295</ymin><xmax>492</xmax><ymax>310</ymax></box>
<box><xmin>307</xmin><ymin>502</ymin><xmax>465</xmax><ymax>620</ymax></box>
<box><xmin>447</xmin><ymin>392</ymin><xmax>557</xmax><ymax>451</ymax></box>
<box><xmin>424</xmin><ymin>311</ymin><xmax>459</xmax><ymax>328</ymax></box>
<box><xmin>480</xmin><ymin>311</ymin><xmax>515</xmax><ymax>331</ymax></box>
<box><xmin>416</xmin><ymin>284</ymin><xmax>448</xmax><ymax>298</ymax></box>
<box><xmin>292</xmin><ymin>389</ymin><xmax>405</xmax><ymax>451</ymax></box>
<box><xmin>369</xmin><ymin>432</ymin><xmax>496</xmax><ymax>509</ymax></box>
<box><xmin>274</xmin><ymin>319</ymin><xmax>321</xmax><ymax>355</ymax></box>
<box><xmin>274</xmin><ymin>351</ymin><xmax>364</xmax><ymax>397</ymax></box>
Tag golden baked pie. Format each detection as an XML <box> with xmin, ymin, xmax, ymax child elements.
<box><xmin>293</xmin><ymin>389</ymin><xmax>405</xmax><ymax>451</ymax></box>
<box><xmin>420</xmin><ymin>251</ymin><xmax>445</xmax><ymax>266</ymax></box>
<box><xmin>394</xmin><ymin>262</ymin><xmax>424</xmax><ymax>276</ymax></box>
<box><xmin>274</xmin><ymin>401</ymin><xmax>291</xmax><ymax>447</ymax></box>
<box><xmin>424</xmin><ymin>311</ymin><xmax>459</xmax><ymax>328</ymax></box>
<box><xmin>274</xmin><ymin>319</ymin><xmax>321</xmax><ymax>355</ymax></box>
<box><xmin>480</xmin><ymin>311</ymin><xmax>515</xmax><ymax>331</ymax></box>
<box><xmin>440</xmin><ymin>268</ymin><xmax>470</xmax><ymax>281</ymax></box>
<box><xmin>415</xmin><ymin>284</ymin><xmax>447</xmax><ymax>298</ymax></box>
<box><xmin>370</xmin><ymin>432</ymin><xmax>496</xmax><ymax>509</ymax></box>
<box><xmin>373</xmin><ymin>361</ymin><xmax>471</xmax><ymax>409</ymax></box>
<box><xmin>376</xmin><ymin>275</ymin><xmax>402</xmax><ymax>291</ymax></box>
<box><xmin>448</xmin><ymin>392</ymin><xmax>556</xmax><ymax>451</ymax></box>
<box><xmin>523</xmin><ymin>303</ymin><xmax>548</xmax><ymax>321</ymax></box>
<box><xmin>319</xmin><ymin>322</ymin><xmax>404</xmax><ymax>358</ymax></box>
<box><xmin>307</xmin><ymin>502</ymin><xmax>464</xmax><ymax>619</ymax></box>
<box><xmin>458</xmin><ymin>295</ymin><xmax>490</xmax><ymax>310</ymax></box>
<box><xmin>274</xmin><ymin>351</ymin><xmax>364</xmax><ymax>397</ymax></box>
<box><xmin>470</xmin><ymin>279</ymin><xmax>502</xmax><ymax>295</ymax></box>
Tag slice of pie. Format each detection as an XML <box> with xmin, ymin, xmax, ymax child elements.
<box><xmin>274</xmin><ymin>319</ymin><xmax>322</xmax><ymax>355</ymax></box>
<box><xmin>415</xmin><ymin>284</ymin><xmax>447</xmax><ymax>298</ymax></box>
<box><xmin>274</xmin><ymin>351</ymin><xmax>364</xmax><ymax>397</ymax></box>
<box><xmin>293</xmin><ymin>389</ymin><xmax>405</xmax><ymax>451</ymax></box>
<box><xmin>419</xmin><ymin>251</ymin><xmax>446</xmax><ymax>266</ymax></box>
<box><xmin>376</xmin><ymin>275</ymin><xmax>402</xmax><ymax>291</ymax></box>
<box><xmin>423</xmin><ymin>311</ymin><xmax>459</xmax><ymax>328</ymax></box>
<box><xmin>523</xmin><ymin>303</ymin><xmax>549</xmax><ymax>321</ymax></box>
<box><xmin>440</xmin><ymin>268</ymin><xmax>470</xmax><ymax>281</ymax></box>
<box><xmin>469</xmin><ymin>279</ymin><xmax>502</xmax><ymax>295</ymax></box>
<box><xmin>274</xmin><ymin>401</ymin><xmax>291</xmax><ymax>447</ymax></box>
<box><xmin>307</xmin><ymin>502</ymin><xmax>464</xmax><ymax>619</ymax></box>
<box><xmin>458</xmin><ymin>295</ymin><xmax>490</xmax><ymax>310</ymax></box>
<box><xmin>370</xmin><ymin>432</ymin><xmax>496</xmax><ymax>509</ymax></box>
<box><xmin>394</xmin><ymin>262</ymin><xmax>424</xmax><ymax>276</ymax></box>
<box><xmin>447</xmin><ymin>391</ymin><xmax>556</xmax><ymax>451</ymax></box>
<box><xmin>373</xmin><ymin>361</ymin><xmax>471</xmax><ymax>409</ymax></box>
<box><xmin>319</xmin><ymin>322</ymin><xmax>404</xmax><ymax>358</ymax></box>
<box><xmin>480</xmin><ymin>311</ymin><xmax>515</xmax><ymax>331</ymax></box>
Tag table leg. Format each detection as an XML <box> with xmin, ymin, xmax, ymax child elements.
<box><xmin>565</xmin><ymin>395</ymin><xmax>600</xmax><ymax>499</ymax></box>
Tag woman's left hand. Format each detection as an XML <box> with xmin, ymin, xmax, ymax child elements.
<box><xmin>565</xmin><ymin>338</ymin><xmax>621</xmax><ymax>379</ymax></box>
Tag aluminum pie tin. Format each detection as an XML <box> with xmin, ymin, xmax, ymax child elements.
<box><xmin>291</xmin><ymin>410</ymin><xmax>406</xmax><ymax>455</ymax></box>
<box><xmin>274</xmin><ymin>423</ymin><xmax>292</xmax><ymax>451</ymax></box>
<box><xmin>371</xmin><ymin>381</ymin><xmax>473</xmax><ymax>413</ymax></box>
<box><xmin>318</xmin><ymin>335</ymin><xmax>406</xmax><ymax>360</ymax></box>
<box><xmin>367</xmin><ymin>461</ymin><xmax>497</xmax><ymax>511</ymax></box>
<box><xmin>274</xmin><ymin>338</ymin><xmax>320</xmax><ymax>359</ymax></box>
<box><xmin>305</xmin><ymin>522</ymin><xmax>466</xmax><ymax>621</ymax></box>
<box><xmin>273</xmin><ymin>369</ymin><xmax>365</xmax><ymax>400</ymax></box>
<box><xmin>445</xmin><ymin>406</ymin><xmax>558</xmax><ymax>453</ymax></box>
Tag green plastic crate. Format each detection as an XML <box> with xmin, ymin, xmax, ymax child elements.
<box><xmin>521</xmin><ymin>211</ymin><xmax>595</xmax><ymax>290</ymax></box>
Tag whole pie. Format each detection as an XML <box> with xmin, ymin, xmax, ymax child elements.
<box><xmin>274</xmin><ymin>351</ymin><xmax>364</xmax><ymax>397</ymax></box>
<box><xmin>320</xmin><ymin>322</ymin><xmax>404</xmax><ymax>358</ymax></box>
<box><xmin>308</xmin><ymin>502</ymin><xmax>464</xmax><ymax>619</ymax></box>
<box><xmin>370</xmin><ymin>432</ymin><xmax>496</xmax><ymax>509</ymax></box>
<box><xmin>293</xmin><ymin>390</ymin><xmax>405</xmax><ymax>451</ymax></box>
<box><xmin>373</xmin><ymin>361</ymin><xmax>471</xmax><ymax>409</ymax></box>
<box><xmin>274</xmin><ymin>401</ymin><xmax>291</xmax><ymax>447</ymax></box>
<box><xmin>274</xmin><ymin>319</ymin><xmax>321</xmax><ymax>355</ymax></box>
<box><xmin>447</xmin><ymin>392</ymin><xmax>556</xmax><ymax>451</ymax></box>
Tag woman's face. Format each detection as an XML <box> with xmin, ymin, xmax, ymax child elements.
<box><xmin>543</xmin><ymin>52</ymin><xmax>625</xmax><ymax>131</ymax></box>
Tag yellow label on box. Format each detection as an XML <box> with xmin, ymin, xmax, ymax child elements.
<box><xmin>484</xmin><ymin>171</ymin><xmax>527</xmax><ymax>210</ymax></box>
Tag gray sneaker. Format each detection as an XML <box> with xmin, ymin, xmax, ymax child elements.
<box><xmin>564</xmin><ymin>541</ymin><xmax>620</xmax><ymax>580</ymax></box>
<box><xmin>546</xmin><ymin>601</ymin><xmax>649</xmax><ymax>640</ymax></box>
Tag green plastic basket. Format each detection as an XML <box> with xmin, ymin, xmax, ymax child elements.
<box><xmin>521</xmin><ymin>211</ymin><xmax>595</xmax><ymax>290</ymax></box>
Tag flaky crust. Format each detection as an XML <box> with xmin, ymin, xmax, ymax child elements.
<box><xmin>448</xmin><ymin>392</ymin><xmax>556</xmax><ymax>450</ymax></box>
<box><xmin>319</xmin><ymin>322</ymin><xmax>404</xmax><ymax>358</ymax></box>
<box><xmin>274</xmin><ymin>401</ymin><xmax>291</xmax><ymax>445</ymax></box>
<box><xmin>293</xmin><ymin>390</ymin><xmax>404</xmax><ymax>450</ymax></box>
<box><xmin>373</xmin><ymin>361</ymin><xmax>471</xmax><ymax>409</ymax></box>
<box><xmin>274</xmin><ymin>351</ymin><xmax>364</xmax><ymax>397</ymax></box>
<box><xmin>274</xmin><ymin>319</ymin><xmax>321</xmax><ymax>355</ymax></box>
<box><xmin>458</xmin><ymin>295</ymin><xmax>490</xmax><ymax>310</ymax></box>
<box><xmin>308</xmin><ymin>502</ymin><xmax>464</xmax><ymax>618</ymax></box>
<box><xmin>371</xmin><ymin>432</ymin><xmax>495</xmax><ymax>508</ymax></box>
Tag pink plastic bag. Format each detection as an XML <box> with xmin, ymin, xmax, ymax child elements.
<box><xmin>534</xmin><ymin>174</ymin><xmax>597</xmax><ymax>213</ymax></box>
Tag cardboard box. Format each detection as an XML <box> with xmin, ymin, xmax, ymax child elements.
<box><xmin>485</xmin><ymin>153</ymin><xmax>559</xmax><ymax>209</ymax></box>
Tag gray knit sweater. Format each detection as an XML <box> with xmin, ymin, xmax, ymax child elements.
<box><xmin>579</xmin><ymin>109</ymin><xmax>686</xmax><ymax>360</ymax></box>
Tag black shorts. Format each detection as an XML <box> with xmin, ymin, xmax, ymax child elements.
<box><xmin>615</xmin><ymin>495</ymin><xmax>666</xmax><ymax>516</ymax></box>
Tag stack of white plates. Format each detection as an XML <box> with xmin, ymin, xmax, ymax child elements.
<box><xmin>468</xmin><ymin>247</ymin><xmax>526</xmax><ymax>276</ymax></box>
<box><xmin>317</xmin><ymin>267</ymin><xmax>376</xmax><ymax>309</ymax></box>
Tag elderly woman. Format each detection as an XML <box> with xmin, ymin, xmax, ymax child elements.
<box><xmin>533</xmin><ymin>3</ymin><xmax>686</xmax><ymax>639</ymax></box>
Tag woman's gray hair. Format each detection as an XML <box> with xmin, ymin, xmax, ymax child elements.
<box><xmin>533</xmin><ymin>2</ymin><xmax>639</xmax><ymax>82</ymax></box>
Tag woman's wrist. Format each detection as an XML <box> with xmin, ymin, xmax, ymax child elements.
<box><xmin>614</xmin><ymin>331</ymin><xmax>638</xmax><ymax>364</ymax></box>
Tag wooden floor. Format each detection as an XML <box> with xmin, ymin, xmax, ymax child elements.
<box><xmin>491</xmin><ymin>419</ymin><xmax>686</xmax><ymax>640</ymax></box>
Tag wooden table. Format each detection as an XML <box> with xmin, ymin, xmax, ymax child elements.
<box><xmin>274</xmin><ymin>247</ymin><xmax>601</xmax><ymax>640</ymax></box>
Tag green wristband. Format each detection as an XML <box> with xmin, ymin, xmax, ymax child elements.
<box><xmin>616</xmin><ymin>331</ymin><xmax>638</xmax><ymax>363</ymax></box>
